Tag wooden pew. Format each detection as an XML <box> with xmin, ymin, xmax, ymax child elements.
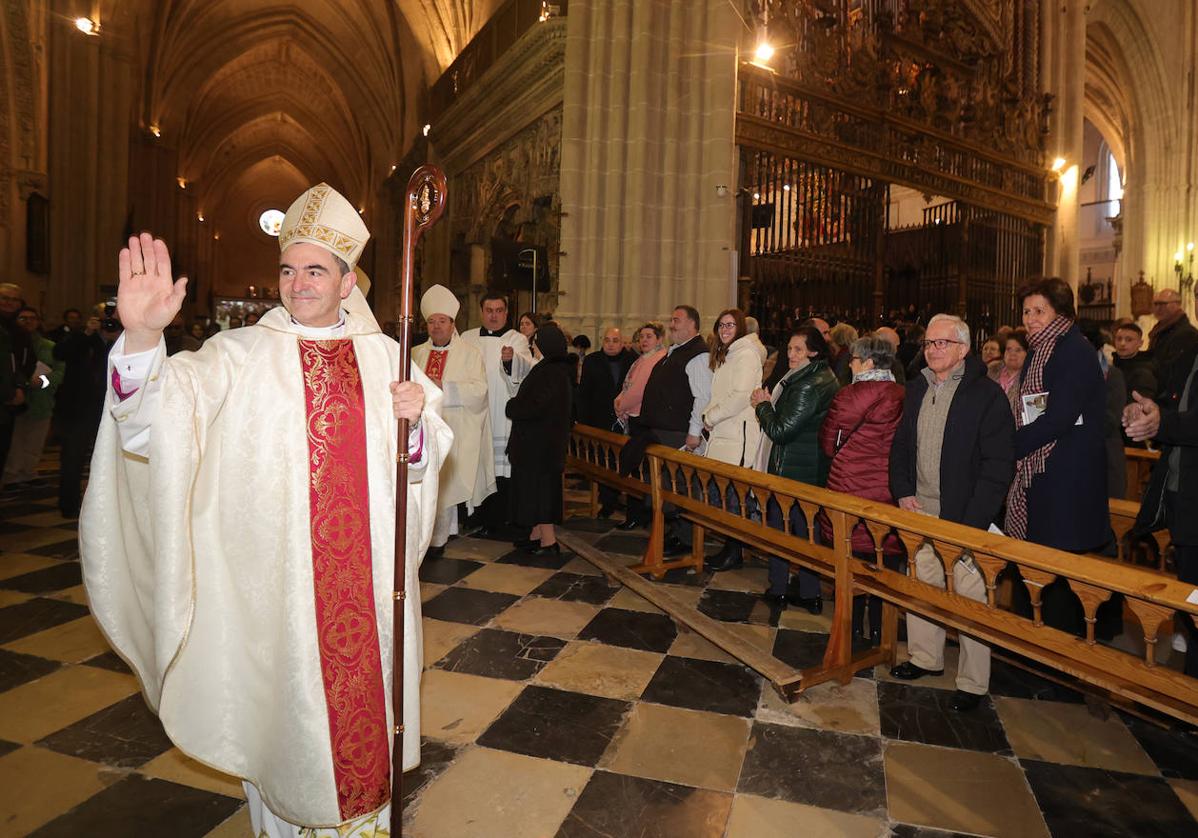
<box><xmin>568</xmin><ymin>424</ymin><xmax>1198</xmax><ymax>725</ymax></box>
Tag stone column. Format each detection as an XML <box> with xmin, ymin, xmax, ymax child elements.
<box><xmin>557</xmin><ymin>0</ymin><xmax>739</xmax><ymax>338</ymax></box>
<box><xmin>1046</xmin><ymin>0</ymin><xmax>1087</xmax><ymax>290</ymax></box>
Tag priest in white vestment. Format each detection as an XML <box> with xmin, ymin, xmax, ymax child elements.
<box><xmin>79</xmin><ymin>183</ymin><xmax>452</xmax><ymax>836</ymax></box>
<box><xmin>412</xmin><ymin>284</ymin><xmax>495</xmax><ymax>551</ymax></box>
<box><xmin>460</xmin><ymin>291</ymin><xmax>534</xmax><ymax>535</ymax></box>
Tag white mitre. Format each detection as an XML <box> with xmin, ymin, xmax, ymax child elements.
<box><xmin>278</xmin><ymin>182</ymin><xmax>369</xmax><ymax>270</ymax></box>
<box><xmin>421</xmin><ymin>284</ymin><xmax>460</xmax><ymax>320</ymax></box>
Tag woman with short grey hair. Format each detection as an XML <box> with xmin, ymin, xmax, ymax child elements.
<box><xmin>818</xmin><ymin>332</ymin><xmax>907</xmax><ymax>644</ymax></box>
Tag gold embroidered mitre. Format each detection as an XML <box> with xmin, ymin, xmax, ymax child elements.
<box><xmin>278</xmin><ymin>183</ymin><xmax>370</xmax><ymax>270</ymax></box>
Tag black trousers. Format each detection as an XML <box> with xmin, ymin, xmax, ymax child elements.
<box><xmin>56</xmin><ymin>411</ymin><xmax>100</xmax><ymax>516</ymax></box>
<box><xmin>1166</xmin><ymin>492</ymin><xmax>1198</xmax><ymax>678</ymax></box>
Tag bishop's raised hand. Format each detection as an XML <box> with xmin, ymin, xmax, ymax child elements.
<box><xmin>118</xmin><ymin>233</ymin><xmax>188</xmax><ymax>353</ymax></box>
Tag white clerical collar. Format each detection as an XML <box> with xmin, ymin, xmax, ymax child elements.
<box><xmin>291</xmin><ymin>312</ymin><xmax>346</xmax><ymax>339</ymax></box>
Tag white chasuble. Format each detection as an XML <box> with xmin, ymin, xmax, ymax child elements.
<box><xmin>459</xmin><ymin>326</ymin><xmax>533</xmax><ymax>477</ymax></box>
<box><xmin>79</xmin><ymin>291</ymin><xmax>452</xmax><ymax>829</ymax></box>
<box><xmin>412</xmin><ymin>332</ymin><xmax>495</xmax><ymax>510</ymax></box>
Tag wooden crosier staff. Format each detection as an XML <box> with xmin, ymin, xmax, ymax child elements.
<box><xmin>392</xmin><ymin>164</ymin><xmax>447</xmax><ymax>834</ymax></box>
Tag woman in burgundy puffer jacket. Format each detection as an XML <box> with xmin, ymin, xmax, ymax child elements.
<box><xmin>818</xmin><ymin>334</ymin><xmax>906</xmax><ymax>645</ymax></box>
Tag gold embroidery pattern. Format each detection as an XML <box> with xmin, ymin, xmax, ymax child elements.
<box><xmin>299</xmin><ymin>339</ymin><xmax>389</xmax><ymax>821</ymax></box>
<box><xmin>279</xmin><ymin>184</ymin><xmax>364</xmax><ymax>260</ymax></box>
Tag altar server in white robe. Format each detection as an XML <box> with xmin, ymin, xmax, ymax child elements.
<box><xmin>79</xmin><ymin>183</ymin><xmax>452</xmax><ymax>837</ymax></box>
<box><xmin>460</xmin><ymin>290</ymin><xmax>533</xmax><ymax>535</ymax></box>
<box><xmin>412</xmin><ymin>284</ymin><xmax>495</xmax><ymax>551</ymax></box>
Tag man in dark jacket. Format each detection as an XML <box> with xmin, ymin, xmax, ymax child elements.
<box><xmin>1126</xmin><ymin>343</ymin><xmax>1198</xmax><ymax>678</ymax></box>
<box><xmin>888</xmin><ymin>314</ymin><xmax>1016</xmax><ymax>711</ymax></box>
<box><xmin>1148</xmin><ymin>289</ymin><xmax>1198</xmax><ymax>398</ymax></box>
<box><xmin>577</xmin><ymin>326</ymin><xmax>636</xmax><ymax>516</ymax></box>
<box><xmin>619</xmin><ymin>305</ymin><xmax>711</xmax><ymax>550</ymax></box>
<box><xmin>53</xmin><ymin>312</ymin><xmax>119</xmax><ymax>516</ymax></box>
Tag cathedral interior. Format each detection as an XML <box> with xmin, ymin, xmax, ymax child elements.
<box><xmin>3</xmin><ymin>0</ymin><xmax>1198</xmax><ymax>836</ymax></box>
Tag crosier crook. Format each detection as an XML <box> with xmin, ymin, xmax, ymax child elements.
<box><xmin>392</xmin><ymin>165</ymin><xmax>447</xmax><ymax>836</ymax></box>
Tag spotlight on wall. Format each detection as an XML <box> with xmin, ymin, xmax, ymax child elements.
<box><xmin>1051</xmin><ymin>156</ymin><xmax>1066</xmax><ymax>172</ymax></box>
<box><xmin>390</xmin><ymin>164</ymin><xmax>397</xmax><ymax>173</ymax></box>
<box><xmin>149</xmin><ymin>124</ymin><xmax>162</xmax><ymax>138</ymax></box>
<box><xmin>422</xmin><ymin>124</ymin><xmax>431</xmax><ymax>137</ymax></box>
<box><xmin>752</xmin><ymin>192</ymin><xmax>761</xmax><ymax>200</ymax></box>
<box><xmin>754</xmin><ymin>41</ymin><xmax>774</xmax><ymax>64</ymax></box>
<box><xmin>197</xmin><ymin>212</ymin><xmax>204</xmax><ymax>222</ymax></box>
<box><xmin>177</xmin><ymin>177</ymin><xmax>187</xmax><ymax>190</ymax></box>
<box><xmin>74</xmin><ymin>17</ymin><xmax>99</xmax><ymax>35</ymax></box>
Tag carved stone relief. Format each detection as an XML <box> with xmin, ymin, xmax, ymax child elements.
<box><xmin>450</xmin><ymin>106</ymin><xmax>563</xmax><ymax>299</ymax></box>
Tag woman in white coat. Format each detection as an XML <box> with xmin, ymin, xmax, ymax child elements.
<box><xmin>702</xmin><ymin>308</ymin><xmax>766</xmax><ymax>570</ymax></box>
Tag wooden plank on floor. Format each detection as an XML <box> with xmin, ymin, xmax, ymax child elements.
<box><xmin>557</xmin><ymin>531</ymin><xmax>804</xmax><ymax>698</ymax></box>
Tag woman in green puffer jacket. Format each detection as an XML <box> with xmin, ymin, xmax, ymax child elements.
<box><xmin>749</xmin><ymin>324</ymin><xmax>840</xmax><ymax>611</ymax></box>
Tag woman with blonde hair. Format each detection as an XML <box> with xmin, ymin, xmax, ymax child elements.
<box><xmin>701</xmin><ymin>308</ymin><xmax>767</xmax><ymax>569</ymax></box>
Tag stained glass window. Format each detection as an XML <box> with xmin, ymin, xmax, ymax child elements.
<box><xmin>259</xmin><ymin>209</ymin><xmax>284</xmax><ymax>237</ymax></box>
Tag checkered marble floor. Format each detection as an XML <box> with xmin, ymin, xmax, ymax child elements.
<box><xmin>2</xmin><ymin>465</ymin><xmax>1198</xmax><ymax>836</ymax></box>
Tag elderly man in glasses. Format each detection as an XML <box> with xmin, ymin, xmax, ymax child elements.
<box><xmin>1148</xmin><ymin>289</ymin><xmax>1198</xmax><ymax>402</ymax></box>
<box><xmin>887</xmin><ymin>313</ymin><xmax>1015</xmax><ymax>712</ymax></box>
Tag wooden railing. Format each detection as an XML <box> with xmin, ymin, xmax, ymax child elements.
<box><xmin>1125</xmin><ymin>446</ymin><xmax>1160</xmax><ymax>501</ymax></box>
<box><xmin>568</xmin><ymin>424</ymin><xmax>1198</xmax><ymax>724</ymax></box>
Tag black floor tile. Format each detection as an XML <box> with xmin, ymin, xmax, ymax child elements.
<box><xmin>29</xmin><ymin>774</ymin><xmax>242</xmax><ymax>838</ymax></box>
<box><xmin>658</xmin><ymin>566</ymin><xmax>712</xmax><ymax>587</ymax></box>
<box><xmin>0</xmin><ymin>597</ymin><xmax>89</xmax><ymax>644</ymax></box>
<box><xmin>37</xmin><ymin>693</ymin><xmax>174</xmax><ymax>769</ymax></box>
<box><xmin>772</xmin><ymin>629</ymin><xmax>829</xmax><ymax>671</ymax></box>
<box><xmin>878</xmin><ymin>681</ymin><xmax>1011</xmax><ymax>754</ymax></box>
<box><xmin>562</xmin><ymin>517</ymin><xmax>618</xmax><ymax>534</ymax></box>
<box><xmin>496</xmin><ymin>547</ymin><xmax>574</xmax><ymax>570</ymax></box>
<box><xmin>477</xmin><ymin>685</ymin><xmax>630</xmax><ymax>766</ymax></box>
<box><xmin>418</xmin><ymin>556</ymin><xmax>483</xmax><ymax>585</ymax></box>
<box><xmin>419</xmin><ymin>587</ymin><xmax>519</xmax><ymax>625</ymax></box>
<box><xmin>557</xmin><ymin>770</ymin><xmax>732</xmax><ymax>837</ymax></box>
<box><xmin>0</xmin><ymin>647</ymin><xmax>62</xmax><ymax>693</ymax></box>
<box><xmin>987</xmin><ymin>657</ymin><xmax>1084</xmax><ymax>703</ymax></box>
<box><xmin>0</xmin><ymin>502</ymin><xmax>59</xmax><ymax>518</ymax></box>
<box><xmin>1021</xmin><ymin>758</ymin><xmax>1197</xmax><ymax>837</ymax></box>
<box><xmin>1120</xmin><ymin>715</ymin><xmax>1198</xmax><ymax>780</ymax></box>
<box><xmin>1</xmin><ymin>561</ymin><xmax>82</xmax><ymax>594</ymax></box>
<box><xmin>576</xmin><ymin>608</ymin><xmax>677</xmax><ymax>653</ymax></box>
<box><xmin>640</xmin><ymin>656</ymin><xmax>761</xmax><ymax>718</ymax></box>
<box><xmin>0</xmin><ymin>738</ymin><xmax>19</xmax><ymax>759</ymax></box>
<box><xmin>402</xmin><ymin>738</ymin><xmax>459</xmax><ymax>806</ymax></box>
<box><xmin>593</xmin><ymin>533</ymin><xmax>649</xmax><ymax>555</ymax></box>
<box><xmin>696</xmin><ymin>588</ymin><xmax>760</xmax><ymax>624</ymax></box>
<box><xmin>81</xmin><ymin>651</ymin><xmax>133</xmax><ymax>674</ymax></box>
<box><xmin>889</xmin><ymin>825</ymin><xmax>978</xmax><ymax>838</ymax></box>
<box><xmin>738</xmin><ymin>721</ymin><xmax>886</xmax><ymax>816</ymax></box>
<box><xmin>435</xmin><ymin>628</ymin><xmax>565</xmax><ymax>680</ymax></box>
<box><xmin>530</xmin><ymin>572</ymin><xmax>619</xmax><ymax>606</ymax></box>
<box><xmin>24</xmin><ymin>538</ymin><xmax>80</xmax><ymax>560</ymax></box>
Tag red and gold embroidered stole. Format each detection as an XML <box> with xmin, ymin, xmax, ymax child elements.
<box><xmin>298</xmin><ymin>339</ymin><xmax>389</xmax><ymax>821</ymax></box>
<box><xmin>423</xmin><ymin>347</ymin><xmax>448</xmax><ymax>380</ymax></box>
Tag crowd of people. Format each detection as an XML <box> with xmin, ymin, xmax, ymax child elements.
<box><xmin>0</xmin><ymin>284</ymin><xmax>272</xmax><ymax>518</ymax></box>
<box><xmin>547</xmin><ymin>277</ymin><xmax>1197</xmax><ymax>711</ymax></box>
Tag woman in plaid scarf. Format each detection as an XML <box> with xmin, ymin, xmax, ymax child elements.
<box><xmin>1006</xmin><ymin>278</ymin><xmax>1112</xmax><ymax>634</ymax></box>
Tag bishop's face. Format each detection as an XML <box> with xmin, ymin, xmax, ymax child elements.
<box><xmin>427</xmin><ymin>313</ymin><xmax>455</xmax><ymax>346</ymax></box>
<box><xmin>279</xmin><ymin>243</ymin><xmax>356</xmax><ymax>328</ymax></box>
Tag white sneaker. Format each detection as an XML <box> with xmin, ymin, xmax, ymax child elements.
<box><xmin>1173</xmin><ymin>632</ymin><xmax>1188</xmax><ymax>653</ymax></box>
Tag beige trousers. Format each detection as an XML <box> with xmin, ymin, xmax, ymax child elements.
<box><xmin>906</xmin><ymin>543</ymin><xmax>991</xmax><ymax>695</ymax></box>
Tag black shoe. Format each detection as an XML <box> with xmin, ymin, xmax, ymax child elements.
<box><xmin>597</xmin><ymin>504</ymin><xmax>615</xmax><ymax>519</ymax></box>
<box><xmin>787</xmin><ymin>594</ymin><xmax>823</xmax><ymax>615</ymax></box>
<box><xmin>761</xmin><ymin>592</ymin><xmax>788</xmax><ymax>608</ymax></box>
<box><xmin>662</xmin><ymin>537</ymin><xmax>689</xmax><ymax>557</ymax></box>
<box><xmin>705</xmin><ymin>547</ymin><xmax>743</xmax><ymax>572</ymax></box>
<box><xmin>512</xmin><ymin>538</ymin><xmax>540</xmax><ymax>551</ymax></box>
<box><xmin>426</xmin><ymin>544</ymin><xmax>445</xmax><ymax>560</ymax></box>
<box><xmin>616</xmin><ymin>517</ymin><xmax>643</xmax><ymax>531</ymax></box>
<box><xmin>951</xmin><ymin>690</ymin><xmax>984</xmax><ymax>712</ymax></box>
<box><xmin>527</xmin><ymin>542</ymin><xmax>561</xmax><ymax>556</ymax></box>
<box><xmin>889</xmin><ymin>661</ymin><xmax>945</xmax><ymax>680</ymax></box>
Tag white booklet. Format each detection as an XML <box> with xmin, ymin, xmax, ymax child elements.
<box><xmin>1021</xmin><ymin>391</ymin><xmax>1083</xmax><ymax>426</ymax></box>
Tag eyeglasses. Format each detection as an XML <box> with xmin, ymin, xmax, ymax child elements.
<box><xmin>919</xmin><ymin>338</ymin><xmax>965</xmax><ymax>350</ymax></box>
<box><xmin>716</xmin><ymin>321</ymin><xmax>737</xmax><ymax>330</ymax></box>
